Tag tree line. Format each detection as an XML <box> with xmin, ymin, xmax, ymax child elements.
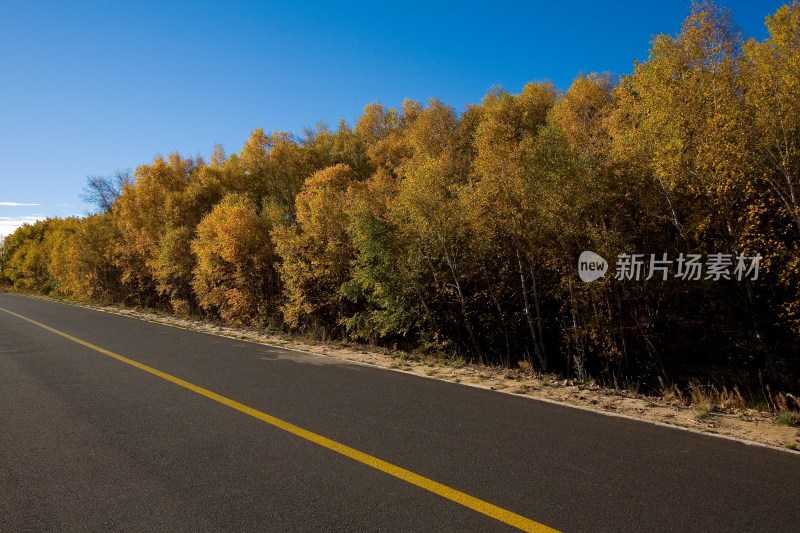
<box><xmin>3</xmin><ymin>2</ymin><xmax>799</xmax><ymax>397</ymax></box>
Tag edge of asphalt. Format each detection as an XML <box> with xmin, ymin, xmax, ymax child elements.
<box><xmin>5</xmin><ymin>290</ymin><xmax>798</xmax><ymax>457</ymax></box>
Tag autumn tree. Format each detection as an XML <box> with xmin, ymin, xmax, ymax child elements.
<box><xmin>113</xmin><ymin>153</ymin><xmax>198</xmax><ymax>306</ymax></box>
<box><xmin>466</xmin><ymin>82</ymin><xmax>557</xmax><ymax>369</ymax></box>
<box><xmin>191</xmin><ymin>194</ymin><xmax>279</xmax><ymax>326</ymax></box>
<box><xmin>1</xmin><ymin>220</ymin><xmax>57</xmax><ymax>293</ymax></box>
<box><xmin>273</xmin><ymin>164</ymin><xmax>356</xmax><ymax>335</ymax></box>
<box><xmin>62</xmin><ymin>213</ymin><xmax>126</xmax><ymax>302</ymax></box>
<box><xmin>743</xmin><ymin>1</ymin><xmax>800</xmax><ymax>332</ymax></box>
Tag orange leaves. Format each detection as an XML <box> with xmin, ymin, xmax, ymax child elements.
<box><xmin>274</xmin><ymin>165</ymin><xmax>355</xmax><ymax>331</ymax></box>
<box><xmin>550</xmin><ymin>74</ymin><xmax>612</xmax><ymax>159</ymax></box>
<box><xmin>113</xmin><ymin>153</ymin><xmax>198</xmax><ymax>302</ymax></box>
<box><xmin>191</xmin><ymin>194</ymin><xmax>277</xmax><ymax>325</ymax></box>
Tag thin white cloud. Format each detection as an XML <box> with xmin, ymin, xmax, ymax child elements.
<box><xmin>0</xmin><ymin>215</ymin><xmax>48</xmax><ymax>240</ymax></box>
<box><xmin>0</xmin><ymin>202</ymin><xmax>41</xmax><ymax>206</ymax></box>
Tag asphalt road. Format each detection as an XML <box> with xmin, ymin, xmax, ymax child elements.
<box><xmin>1</xmin><ymin>292</ymin><xmax>798</xmax><ymax>532</ymax></box>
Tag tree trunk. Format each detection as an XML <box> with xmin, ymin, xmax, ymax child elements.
<box><xmin>482</xmin><ymin>265</ymin><xmax>511</xmax><ymax>367</ymax></box>
<box><xmin>517</xmin><ymin>248</ymin><xmax>547</xmax><ymax>371</ymax></box>
<box><xmin>527</xmin><ymin>255</ymin><xmax>548</xmax><ymax>368</ymax></box>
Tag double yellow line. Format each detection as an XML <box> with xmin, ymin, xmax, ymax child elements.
<box><xmin>0</xmin><ymin>306</ymin><xmax>558</xmax><ymax>532</ymax></box>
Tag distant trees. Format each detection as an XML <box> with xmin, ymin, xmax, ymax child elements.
<box><xmin>3</xmin><ymin>1</ymin><xmax>799</xmax><ymax>395</ymax></box>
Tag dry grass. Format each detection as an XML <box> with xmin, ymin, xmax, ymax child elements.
<box><xmin>660</xmin><ymin>379</ymin><xmax>749</xmax><ymax>414</ymax></box>
<box><xmin>692</xmin><ymin>396</ymin><xmax>715</xmax><ymax>421</ymax></box>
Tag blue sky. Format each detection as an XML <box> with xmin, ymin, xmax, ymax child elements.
<box><xmin>0</xmin><ymin>0</ymin><xmax>788</xmax><ymax>237</ymax></box>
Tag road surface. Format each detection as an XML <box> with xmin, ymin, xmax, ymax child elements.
<box><xmin>1</xmin><ymin>292</ymin><xmax>798</xmax><ymax>531</ymax></box>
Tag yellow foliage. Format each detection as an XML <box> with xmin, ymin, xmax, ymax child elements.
<box><xmin>274</xmin><ymin>164</ymin><xmax>355</xmax><ymax>331</ymax></box>
<box><xmin>191</xmin><ymin>194</ymin><xmax>277</xmax><ymax>325</ymax></box>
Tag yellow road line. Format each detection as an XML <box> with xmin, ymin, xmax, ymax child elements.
<box><xmin>0</xmin><ymin>306</ymin><xmax>559</xmax><ymax>532</ymax></box>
